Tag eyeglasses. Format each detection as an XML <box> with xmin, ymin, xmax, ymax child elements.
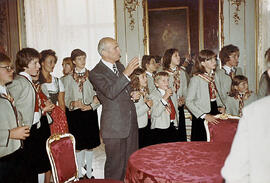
<box><xmin>0</xmin><ymin>65</ymin><xmax>14</xmax><ymax>72</ymax></box>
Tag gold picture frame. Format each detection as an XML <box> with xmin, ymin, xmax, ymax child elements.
<box><xmin>143</xmin><ymin>0</ymin><xmax>224</xmax><ymax>55</ymax></box>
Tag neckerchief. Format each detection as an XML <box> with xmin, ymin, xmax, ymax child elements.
<box><xmin>198</xmin><ymin>73</ymin><xmax>217</xmax><ymax>100</ymax></box>
<box><xmin>166</xmin><ymin>68</ymin><xmax>180</xmax><ymax>93</ymax></box>
<box><xmin>234</xmin><ymin>91</ymin><xmax>251</xmax><ymax>117</ymax></box>
<box><xmin>72</xmin><ymin>69</ymin><xmax>89</xmax><ymax>92</ymax></box>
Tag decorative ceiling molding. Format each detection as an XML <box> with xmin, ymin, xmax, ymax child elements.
<box><xmin>229</xmin><ymin>0</ymin><xmax>245</xmax><ymax>24</ymax></box>
<box><xmin>124</xmin><ymin>0</ymin><xmax>139</xmax><ymax>30</ymax></box>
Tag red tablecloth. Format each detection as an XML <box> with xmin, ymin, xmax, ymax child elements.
<box><xmin>78</xmin><ymin>179</ymin><xmax>123</xmax><ymax>183</ymax></box>
<box><xmin>125</xmin><ymin>142</ymin><xmax>231</xmax><ymax>183</ymax></box>
<box><xmin>207</xmin><ymin>118</ymin><xmax>239</xmax><ymax>143</ymax></box>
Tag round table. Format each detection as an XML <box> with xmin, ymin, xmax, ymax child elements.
<box><xmin>125</xmin><ymin>142</ymin><xmax>231</xmax><ymax>183</ymax></box>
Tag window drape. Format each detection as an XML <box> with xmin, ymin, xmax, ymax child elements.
<box><xmin>24</xmin><ymin>0</ymin><xmax>115</xmax><ymax>77</ymax></box>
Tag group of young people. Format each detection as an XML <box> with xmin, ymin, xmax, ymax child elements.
<box><xmin>1</xmin><ymin>42</ymin><xmax>270</xmax><ymax>182</ymax></box>
<box><xmin>0</xmin><ymin>48</ymin><xmax>100</xmax><ymax>182</ymax></box>
<box><xmin>130</xmin><ymin>44</ymin><xmax>266</xmax><ymax>147</ymax></box>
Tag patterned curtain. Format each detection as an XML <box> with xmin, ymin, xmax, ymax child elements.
<box><xmin>24</xmin><ymin>0</ymin><xmax>115</xmax><ymax>77</ymax></box>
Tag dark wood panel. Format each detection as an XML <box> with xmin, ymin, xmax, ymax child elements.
<box><xmin>0</xmin><ymin>0</ymin><xmax>10</xmax><ymax>54</ymax></box>
<box><xmin>0</xmin><ymin>0</ymin><xmax>20</xmax><ymax>61</ymax></box>
<box><xmin>203</xmin><ymin>0</ymin><xmax>219</xmax><ymax>53</ymax></box>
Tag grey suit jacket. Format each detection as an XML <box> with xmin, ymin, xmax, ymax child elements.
<box><xmin>186</xmin><ymin>75</ymin><xmax>224</xmax><ymax>118</ymax></box>
<box><xmin>224</xmin><ymin>93</ymin><xmax>257</xmax><ymax>116</ymax></box>
<box><xmin>149</xmin><ymin>88</ymin><xmax>179</xmax><ymax>129</ymax></box>
<box><xmin>165</xmin><ymin>69</ymin><xmax>188</xmax><ymax>98</ymax></box>
<box><xmin>89</xmin><ymin>61</ymin><xmax>138</xmax><ymax>139</ymax></box>
<box><xmin>62</xmin><ymin>73</ymin><xmax>99</xmax><ymax>111</ymax></box>
<box><xmin>7</xmin><ymin>75</ymin><xmax>35</xmax><ymax>127</ymax></box>
<box><xmin>215</xmin><ymin>67</ymin><xmax>243</xmax><ymax>105</ymax></box>
<box><xmin>177</xmin><ymin>69</ymin><xmax>188</xmax><ymax>98</ymax></box>
<box><xmin>146</xmin><ymin>74</ymin><xmax>155</xmax><ymax>93</ymax></box>
<box><xmin>0</xmin><ymin>96</ymin><xmax>21</xmax><ymax>158</ymax></box>
<box><xmin>134</xmin><ymin>96</ymin><xmax>149</xmax><ymax>128</ymax></box>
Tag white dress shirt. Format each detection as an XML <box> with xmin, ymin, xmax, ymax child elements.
<box><xmin>101</xmin><ymin>59</ymin><xmax>130</xmax><ymax>81</ymax></box>
<box><xmin>43</xmin><ymin>76</ymin><xmax>65</xmax><ymax>93</ymax></box>
<box><xmin>157</xmin><ymin>88</ymin><xmax>168</xmax><ymax>106</ymax></box>
<box><xmin>223</xmin><ymin>65</ymin><xmax>235</xmax><ymax>75</ymax></box>
<box><xmin>146</xmin><ymin>71</ymin><xmax>153</xmax><ymax>77</ymax></box>
<box><xmin>0</xmin><ymin>85</ymin><xmax>7</xmax><ymax>95</ymax></box>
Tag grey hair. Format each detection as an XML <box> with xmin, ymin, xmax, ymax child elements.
<box><xmin>97</xmin><ymin>37</ymin><xmax>113</xmax><ymax>56</ymax></box>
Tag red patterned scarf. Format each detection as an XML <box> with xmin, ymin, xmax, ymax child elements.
<box><xmin>234</xmin><ymin>91</ymin><xmax>251</xmax><ymax>117</ymax></box>
<box><xmin>198</xmin><ymin>73</ymin><xmax>217</xmax><ymax>100</ymax></box>
<box><xmin>166</xmin><ymin>68</ymin><xmax>181</xmax><ymax>93</ymax></box>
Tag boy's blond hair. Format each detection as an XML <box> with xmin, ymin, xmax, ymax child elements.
<box><xmin>154</xmin><ymin>71</ymin><xmax>169</xmax><ymax>84</ymax></box>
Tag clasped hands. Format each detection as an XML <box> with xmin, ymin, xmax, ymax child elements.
<box><xmin>71</xmin><ymin>96</ymin><xmax>100</xmax><ymax>111</ymax></box>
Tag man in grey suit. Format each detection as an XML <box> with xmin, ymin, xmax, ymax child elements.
<box><xmin>89</xmin><ymin>37</ymin><xmax>139</xmax><ymax>180</ymax></box>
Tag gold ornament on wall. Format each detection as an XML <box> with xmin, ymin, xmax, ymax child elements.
<box><xmin>124</xmin><ymin>0</ymin><xmax>139</xmax><ymax>30</ymax></box>
<box><xmin>229</xmin><ymin>0</ymin><xmax>245</xmax><ymax>24</ymax></box>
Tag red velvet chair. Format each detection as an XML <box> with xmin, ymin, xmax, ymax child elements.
<box><xmin>46</xmin><ymin>133</ymin><xmax>123</xmax><ymax>183</ymax></box>
<box><xmin>204</xmin><ymin>115</ymin><xmax>239</xmax><ymax>143</ymax></box>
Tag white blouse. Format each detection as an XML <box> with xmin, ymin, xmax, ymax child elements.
<box><xmin>43</xmin><ymin>76</ymin><xmax>65</xmax><ymax>93</ymax></box>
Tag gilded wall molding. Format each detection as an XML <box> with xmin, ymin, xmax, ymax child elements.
<box><xmin>142</xmin><ymin>0</ymin><xmax>149</xmax><ymax>54</ymax></box>
<box><xmin>220</xmin><ymin>0</ymin><xmax>225</xmax><ymax>48</ymax></box>
<box><xmin>229</xmin><ymin>0</ymin><xmax>245</xmax><ymax>24</ymax></box>
<box><xmin>124</xmin><ymin>0</ymin><xmax>139</xmax><ymax>30</ymax></box>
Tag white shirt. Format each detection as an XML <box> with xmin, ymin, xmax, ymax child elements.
<box><xmin>19</xmin><ymin>72</ymin><xmax>41</xmax><ymax>125</ymax></box>
<box><xmin>44</xmin><ymin>76</ymin><xmax>65</xmax><ymax>93</ymax></box>
<box><xmin>101</xmin><ymin>59</ymin><xmax>130</xmax><ymax>81</ymax></box>
<box><xmin>0</xmin><ymin>85</ymin><xmax>7</xmax><ymax>95</ymax></box>
<box><xmin>146</xmin><ymin>71</ymin><xmax>153</xmax><ymax>77</ymax></box>
<box><xmin>223</xmin><ymin>65</ymin><xmax>235</xmax><ymax>75</ymax></box>
<box><xmin>158</xmin><ymin>88</ymin><xmax>168</xmax><ymax>106</ymax></box>
<box><xmin>74</xmin><ymin>67</ymin><xmax>86</xmax><ymax>74</ymax></box>
<box><xmin>180</xmin><ymin>66</ymin><xmax>186</xmax><ymax>71</ymax></box>
<box><xmin>221</xmin><ymin>96</ymin><xmax>270</xmax><ymax>183</ymax></box>
<box><xmin>171</xmin><ymin>67</ymin><xmax>177</xmax><ymax>72</ymax></box>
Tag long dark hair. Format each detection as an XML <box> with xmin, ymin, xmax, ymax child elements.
<box><xmin>39</xmin><ymin>49</ymin><xmax>57</xmax><ymax>84</ymax></box>
<box><xmin>163</xmin><ymin>48</ymin><xmax>179</xmax><ymax>70</ymax></box>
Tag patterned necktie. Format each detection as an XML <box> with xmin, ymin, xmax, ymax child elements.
<box><xmin>113</xmin><ymin>64</ymin><xmax>119</xmax><ymax>76</ymax></box>
<box><xmin>167</xmin><ymin>97</ymin><xmax>176</xmax><ymax>120</ymax></box>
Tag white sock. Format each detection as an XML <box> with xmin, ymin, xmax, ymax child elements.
<box><xmin>85</xmin><ymin>150</ymin><xmax>93</xmax><ymax>178</ymax></box>
<box><xmin>76</xmin><ymin>151</ymin><xmax>85</xmax><ymax>178</ymax></box>
<box><xmin>38</xmin><ymin>173</ymin><xmax>44</xmax><ymax>183</ymax></box>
